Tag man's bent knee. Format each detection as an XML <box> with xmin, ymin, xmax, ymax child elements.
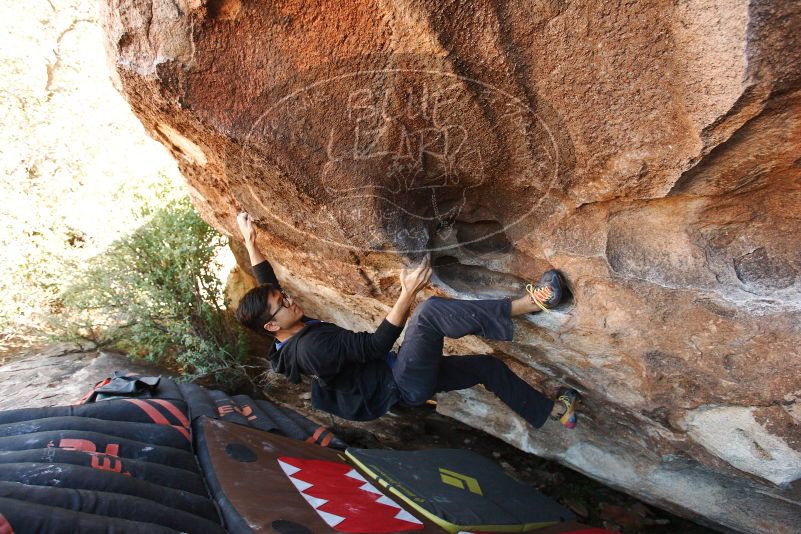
<box><xmin>412</xmin><ymin>296</ymin><xmax>446</xmax><ymax>320</ymax></box>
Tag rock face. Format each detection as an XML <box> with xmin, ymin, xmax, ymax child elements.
<box><xmin>100</xmin><ymin>1</ymin><xmax>801</xmax><ymax>531</ymax></box>
<box><xmin>0</xmin><ymin>344</ymin><xmax>167</xmax><ymax>410</ymax></box>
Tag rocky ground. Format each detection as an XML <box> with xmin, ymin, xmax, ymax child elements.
<box><xmin>0</xmin><ymin>343</ymin><xmax>169</xmax><ymax>410</ymax></box>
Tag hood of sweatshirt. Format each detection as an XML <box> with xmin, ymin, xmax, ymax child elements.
<box><xmin>269</xmin><ymin>321</ymin><xmax>326</xmax><ymax>384</ymax></box>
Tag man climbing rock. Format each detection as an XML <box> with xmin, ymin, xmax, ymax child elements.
<box><xmin>234</xmin><ymin>212</ymin><xmax>580</xmax><ymax>430</ymax></box>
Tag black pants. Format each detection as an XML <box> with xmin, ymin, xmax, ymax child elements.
<box><xmin>391</xmin><ymin>297</ymin><xmax>554</xmax><ymax>428</ymax></box>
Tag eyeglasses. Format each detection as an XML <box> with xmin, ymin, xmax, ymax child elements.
<box><xmin>262</xmin><ymin>288</ymin><xmax>292</xmax><ymax>326</ymax></box>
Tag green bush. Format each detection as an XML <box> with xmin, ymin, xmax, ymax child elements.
<box><xmin>58</xmin><ymin>197</ymin><xmax>253</xmax><ymax>390</ymax></box>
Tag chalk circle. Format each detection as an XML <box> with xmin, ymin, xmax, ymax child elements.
<box><xmin>239</xmin><ymin>55</ymin><xmax>572</xmax><ymax>255</ymax></box>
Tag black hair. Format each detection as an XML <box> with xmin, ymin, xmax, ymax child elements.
<box><xmin>235</xmin><ymin>284</ymin><xmax>276</xmax><ymax>333</ymax></box>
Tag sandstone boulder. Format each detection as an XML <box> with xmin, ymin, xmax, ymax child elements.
<box><xmin>100</xmin><ymin>1</ymin><xmax>801</xmax><ymax>531</ymax></box>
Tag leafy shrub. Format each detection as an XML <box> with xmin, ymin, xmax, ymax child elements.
<box><xmin>58</xmin><ymin>197</ymin><xmax>254</xmax><ymax>390</ymax></box>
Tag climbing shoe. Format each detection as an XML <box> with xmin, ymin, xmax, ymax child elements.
<box><xmin>525</xmin><ymin>269</ymin><xmax>563</xmax><ymax>312</ymax></box>
<box><xmin>551</xmin><ymin>388</ymin><xmax>579</xmax><ymax>429</ymax></box>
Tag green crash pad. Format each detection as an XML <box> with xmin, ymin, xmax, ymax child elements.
<box><xmin>345</xmin><ymin>447</ymin><xmax>575</xmax><ymax>533</ymax></box>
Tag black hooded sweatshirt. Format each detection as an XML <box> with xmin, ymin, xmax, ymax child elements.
<box><xmin>254</xmin><ymin>261</ymin><xmax>402</xmax><ymax>420</ymax></box>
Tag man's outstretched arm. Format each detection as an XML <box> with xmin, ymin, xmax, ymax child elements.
<box><xmin>353</xmin><ymin>254</ymin><xmax>433</xmax><ymax>361</ymax></box>
<box><xmin>237</xmin><ymin>211</ymin><xmax>280</xmax><ymax>288</ymax></box>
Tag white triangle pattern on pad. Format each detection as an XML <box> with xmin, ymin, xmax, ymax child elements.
<box><xmin>395</xmin><ymin>508</ymin><xmax>423</xmax><ymax>525</ymax></box>
<box><xmin>344</xmin><ymin>468</ymin><xmax>367</xmax><ymax>482</ymax></box>
<box><xmin>277</xmin><ymin>459</ymin><xmax>300</xmax><ymax>476</ymax></box>
<box><xmin>302</xmin><ymin>494</ymin><xmax>328</xmax><ymax>509</ymax></box>
<box><xmin>287</xmin><ymin>476</ymin><xmax>312</xmax><ymax>492</ymax></box>
<box><xmin>279</xmin><ymin>459</ymin><xmax>425</xmax><ymax>530</ymax></box>
<box><xmin>376</xmin><ymin>495</ymin><xmax>400</xmax><ymax>509</ymax></box>
<box><xmin>359</xmin><ymin>481</ymin><xmax>384</xmax><ymax>495</ymax></box>
<box><xmin>317</xmin><ymin>509</ymin><xmax>346</xmax><ymax>527</ymax></box>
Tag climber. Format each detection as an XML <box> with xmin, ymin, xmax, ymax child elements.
<box><xmin>234</xmin><ymin>211</ymin><xmax>580</xmax><ymax>430</ymax></box>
